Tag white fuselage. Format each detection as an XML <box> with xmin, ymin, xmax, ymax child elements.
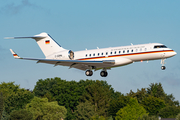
<box><xmin>52</xmin><ymin>43</ymin><xmax>176</xmax><ymax>69</ymax></box>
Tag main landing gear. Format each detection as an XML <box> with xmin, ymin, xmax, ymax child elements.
<box><xmin>161</xmin><ymin>59</ymin><xmax>166</xmax><ymax>70</ymax></box>
<box><xmin>85</xmin><ymin>70</ymin><xmax>93</xmax><ymax>76</ymax></box>
<box><xmin>85</xmin><ymin>69</ymin><xmax>108</xmax><ymax>77</ymax></box>
<box><xmin>100</xmin><ymin>71</ymin><xmax>108</xmax><ymax>77</ymax></box>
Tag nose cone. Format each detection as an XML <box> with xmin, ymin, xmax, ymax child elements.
<box><xmin>170</xmin><ymin>50</ymin><xmax>177</xmax><ymax>57</ymax></box>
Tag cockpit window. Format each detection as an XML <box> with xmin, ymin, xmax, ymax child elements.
<box><xmin>154</xmin><ymin>45</ymin><xmax>167</xmax><ymax>49</ymax></box>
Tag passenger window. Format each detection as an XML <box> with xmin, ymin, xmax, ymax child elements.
<box><xmin>145</xmin><ymin>48</ymin><xmax>147</xmax><ymax>51</ymax></box>
<box><xmin>131</xmin><ymin>50</ymin><xmax>133</xmax><ymax>52</ymax></box>
<box><xmin>111</xmin><ymin>52</ymin><xmax>112</xmax><ymax>54</ymax></box>
<box><xmin>127</xmin><ymin>50</ymin><xmax>129</xmax><ymax>53</ymax></box>
<box><xmin>119</xmin><ymin>51</ymin><xmax>121</xmax><ymax>54</ymax></box>
<box><xmin>98</xmin><ymin>53</ymin><xmax>100</xmax><ymax>56</ymax></box>
<box><xmin>86</xmin><ymin>54</ymin><xmax>87</xmax><ymax>57</ymax></box>
<box><xmin>93</xmin><ymin>53</ymin><xmax>95</xmax><ymax>56</ymax></box>
<box><xmin>89</xmin><ymin>54</ymin><xmax>91</xmax><ymax>57</ymax></box>
<box><xmin>106</xmin><ymin>52</ymin><xmax>108</xmax><ymax>55</ymax></box>
<box><xmin>114</xmin><ymin>51</ymin><xmax>116</xmax><ymax>54</ymax></box>
<box><xmin>123</xmin><ymin>50</ymin><xmax>125</xmax><ymax>53</ymax></box>
<box><xmin>101</xmin><ymin>53</ymin><xmax>103</xmax><ymax>55</ymax></box>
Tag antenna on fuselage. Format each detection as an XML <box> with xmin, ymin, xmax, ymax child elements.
<box><xmin>131</xmin><ymin>43</ymin><xmax>133</xmax><ymax>46</ymax></box>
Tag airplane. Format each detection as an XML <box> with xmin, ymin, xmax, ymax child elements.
<box><xmin>6</xmin><ymin>32</ymin><xmax>177</xmax><ymax>77</ymax></box>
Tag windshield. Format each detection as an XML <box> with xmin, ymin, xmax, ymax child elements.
<box><xmin>154</xmin><ymin>45</ymin><xmax>167</xmax><ymax>49</ymax></box>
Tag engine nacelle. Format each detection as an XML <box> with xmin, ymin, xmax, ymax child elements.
<box><xmin>114</xmin><ymin>58</ymin><xmax>133</xmax><ymax>66</ymax></box>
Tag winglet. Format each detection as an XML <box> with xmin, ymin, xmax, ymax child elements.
<box><xmin>10</xmin><ymin>49</ymin><xmax>21</xmax><ymax>59</ymax></box>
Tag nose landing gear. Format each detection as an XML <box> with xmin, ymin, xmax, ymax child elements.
<box><xmin>161</xmin><ymin>59</ymin><xmax>166</xmax><ymax>70</ymax></box>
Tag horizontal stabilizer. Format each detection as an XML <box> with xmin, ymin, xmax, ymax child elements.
<box><xmin>5</xmin><ymin>36</ymin><xmax>45</xmax><ymax>39</ymax></box>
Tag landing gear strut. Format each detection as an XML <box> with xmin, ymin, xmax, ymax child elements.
<box><xmin>85</xmin><ymin>70</ymin><xmax>93</xmax><ymax>76</ymax></box>
<box><xmin>161</xmin><ymin>59</ymin><xmax>166</xmax><ymax>70</ymax></box>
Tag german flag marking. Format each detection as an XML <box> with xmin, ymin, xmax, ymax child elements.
<box><xmin>45</xmin><ymin>40</ymin><xmax>50</xmax><ymax>44</ymax></box>
<box><xmin>13</xmin><ymin>54</ymin><xmax>18</xmax><ymax>56</ymax></box>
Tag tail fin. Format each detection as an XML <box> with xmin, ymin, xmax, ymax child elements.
<box><xmin>6</xmin><ymin>32</ymin><xmax>66</xmax><ymax>58</ymax></box>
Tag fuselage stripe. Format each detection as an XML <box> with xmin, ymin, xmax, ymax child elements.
<box><xmin>78</xmin><ymin>50</ymin><xmax>174</xmax><ymax>61</ymax></box>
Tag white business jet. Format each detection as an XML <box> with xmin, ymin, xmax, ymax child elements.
<box><xmin>7</xmin><ymin>32</ymin><xmax>177</xmax><ymax>77</ymax></box>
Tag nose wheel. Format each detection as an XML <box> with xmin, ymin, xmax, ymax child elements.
<box><xmin>161</xmin><ymin>66</ymin><xmax>166</xmax><ymax>70</ymax></box>
<box><xmin>85</xmin><ymin>70</ymin><xmax>93</xmax><ymax>76</ymax></box>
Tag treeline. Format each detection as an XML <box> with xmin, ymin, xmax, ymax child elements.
<box><xmin>0</xmin><ymin>77</ymin><xmax>180</xmax><ymax>120</ymax></box>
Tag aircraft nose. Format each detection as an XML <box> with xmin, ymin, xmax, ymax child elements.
<box><xmin>173</xmin><ymin>51</ymin><xmax>177</xmax><ymax>56</ymax></box>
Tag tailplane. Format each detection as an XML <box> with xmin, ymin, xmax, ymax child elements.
<box><xmin>6</xmin><ymin>32</ymin><xmax>66</xmax><ymax>58</ymax></box>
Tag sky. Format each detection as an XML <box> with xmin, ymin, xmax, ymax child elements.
<box><xmin>1</xmin><ymin>0</ymin><xmax>180</xmax><ymax>101</ymax></box>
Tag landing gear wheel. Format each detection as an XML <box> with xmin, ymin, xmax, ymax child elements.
<box><xmin>85</xmin><ymin>70</ymin><xmax>93</xmax><ymax>76</ymax></box>
<box><xmin>100</xmin><ymin>71</ymin><xmax>108</xmax><ymax>77</ymax></box>
<box><xmin>161</xmin><ymin>66</ymin><xmax>166</xmax><ymax>70</ymax></box>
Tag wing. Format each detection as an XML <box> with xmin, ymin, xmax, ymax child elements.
<box><xmin>10</xmin><ymin>49</ymin><xmax>115</xmax><ymax>70</ymax></box>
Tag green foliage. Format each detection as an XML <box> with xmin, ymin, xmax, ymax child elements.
<box><xmin>0</xmin><ymin>92</ymin><xmax>3</xmax><ymax>119</ymax></box>
<box><xmin>33</xmin><ymin>77</ymin><xmax>85</xmax><ymax>119</ymax></box>
<box><xmin>26</xmin><ymin>97</ymin><xmax>67</xmax><ymax>120</ymax></box>
<box><xmin>90</xmin><ymin>115</ymin><xmax>106</xmax><ymax>120</ymax></box>
<box><xmin>115</xmin><ymin>98</ymin><xmax>148</xmax><ymax>120</ymax></box>
<box><xmin>176</xmin><ymin>113</ymin><xmax>180</xmax><ymax>120</ymax></box>
<box><xmin>9</xmin><ymin>109</ymin><xmax>33</xmax><ymax>120</ymax></box>
<box><xmin>4</xmin><ymin>89</ymin><xmax>34</xmax><ymax>114</ymax></box>
<box><xmin>74</xmin><ymin>101</ymin><xmax>95</xmax><ymax>120</ymax></box>
<box><xmin>138</xmin><ymin>114</ymin><xmax>159</xmax><ymax>120</ymax></box>
<box><xmin>81</xmin><ymin>80</ymin><xmax>114</xmax><ymax>117</ymax></box>
<box><xmin>147</xmin><ymin>83</ymin><xmax>179</xmax><ymax>106</ymax></box>
<box><xmin>108</xmin><ymin>95</ymin><xmax>131</xmax><ymax>119</ymax></box>
<box><xmin>128</xmin><ymin>88</ymin><xmax>149</xmax><ymax>103</ymax></box>
<box><xmin>141</xmin><ymin>96</ymin><xmax>165</xmax><ymax>116</ymax></box>
<box><xmin>34</xmin><ymin>78</ymin><xmax>115</xmax><ymax>119</ymax></box>
<box><xmin>0</xmin><ymin>82</ymin><xmax>20</xmax><ymax>99</ymax></box>
<box><xmin>1</xmin><ymin>109</ymin><xmax>10</xmax><ymax>120</ymax></box>
<box><xmin>158</xmin><ymin>106</ymin><xmax>180</xmax><ymax>118</ymax></box>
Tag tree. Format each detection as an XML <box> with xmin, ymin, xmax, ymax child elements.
<box><xmin>90</xmin><ymin>115</ymin><xmax>106</xmax><ymax>120</ymax></box>
<box><xmin>115</xmin><ymin>98</ymin><xmax>147</xmax><ymax>120</ymax></box>
<box><xmin>0</xmin><ymin>82</ymin><xmax>20</xmax><ymax>99</ymax></box>
<box><xmin>4</xmin><ymin>89</ymin><xmax>34</xmax><ymax>114</ymax></box>
<box><xmin>74</xmin><ymin>101</ymin><xmax>95</xmax><ymax>120</ymax></box>
<box><xmin>176</xmin><ymin>113</ymin><xmax>180</xmax><ymax>120</ymax></box>
<box><xmin>26</xmin><ymin>97</ymin><xmax>67</xmax><ymax>120</ymax></box>
<box><xmin>141</xmin><ymin>96</ymin><xmax>165</xmax><ymax>116</ymax></box>
<box><xmin>9</xmin><ymin>109</ymin><xmax>33</xmax><ymax>120</ymax></box>
<box><xmin>81</xmin><ymin>80</ymin><xmax>114</xmax><ymax>117</ymax></box>
<box><xmin>147</xmin><ymin>83</ymin><xmax>179</xmax><ymax>106</ymax></box>
<box><xmin>34</xmin><ymin>77</ymin><xmax>85</xmax><ymax>119</ymax></box>
<box><xmin>128</xmin><ymin>88</ymin><xmax>149</xmax><ymax>104</ymax></box>
<box><xmin>158</xmin><ymin>106</ymin><xmax>180</xmax><ymax>118</ymax></box>
<box><xmin>138</xmin><ymin>114</ymin><xmax>159</xmax><ymax>120</ymax></box>
<box><xmin>0</xmin><ymin>92</ymin><xmax>3</xmax><ymax>119</ymax></box>
<box><xmin>108</xmin><ymin>95</ymin><xmax>131</xmax><ymax>119</ymax></box>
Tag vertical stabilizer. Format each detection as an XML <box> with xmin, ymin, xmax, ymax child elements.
<box><xmin>33</xmin><ymin>33</ymin><xmax>65</xmax><ymax>57</ymax></box>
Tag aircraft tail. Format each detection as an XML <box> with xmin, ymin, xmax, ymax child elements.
<box><xmin>6</xmin><ymin>32</ymin><xmax>66</xmax><ymax>58</ymax></box>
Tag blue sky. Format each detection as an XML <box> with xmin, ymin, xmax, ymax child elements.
<box><xmin>1</xmin><ymin>0</ymin><xmax>180</xmax><ymax>101</ymax></box>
